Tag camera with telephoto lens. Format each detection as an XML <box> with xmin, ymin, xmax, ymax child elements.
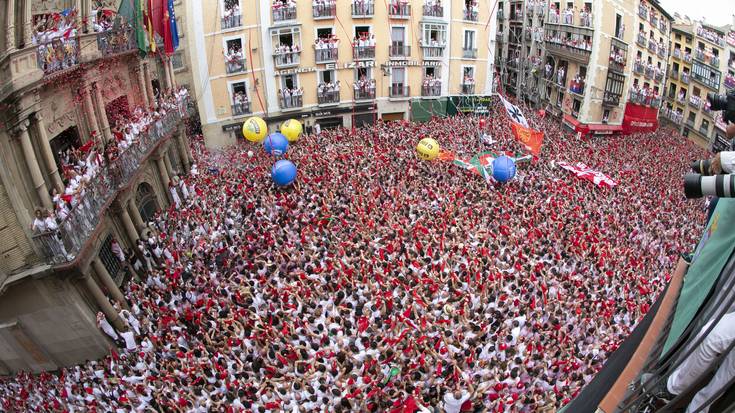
<box><xmin>684</xmin><ymin>173</ymin><xmax>735</xmax><ymax>199</ymax></box>
<box><xmin>691</xmin><ymin>159</ymin><xmax>713</xmax><ymax>175</ymax></box>
<box><xmin>707</xmin><ymin>90</ymin><xmax>735</xmax><ymax>124</ymax></box>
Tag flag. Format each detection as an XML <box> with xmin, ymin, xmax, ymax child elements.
<box><xmin>118</xmin><ymin>0</ymin><xmax>148</xmax><ymax>55</ymax></box>
<box><xmin>498</xmin><ymin>94</ymin><xmax>529</xmax><ymax>127</ymax></box>
<box><xmin>511</xmin><ymin>123</ymin><xmax>544</xmax><ymax>156</ymax></box>
<box><xmin>162</xmin><ymin>0</ymin><xmax>173</xmax><ymax>55</ymax></box>
<box><xmin>168</xmin><ymin>0</ymin><xmax>179</xmax><ymax>50</ymax></box>
<box><xmin>151</xmin><ymin>0</ymin><xmax>165</xmax><ymax>36</ymax></box>
<box><xmin>557</xmin><ymin>161</ymin><xmax>617</xmax><ymax>188</ymax></box>
<box><xmin>144</xmin><ymin>0</ymin><xmax>156</xmax><ymax>53</ymax></box>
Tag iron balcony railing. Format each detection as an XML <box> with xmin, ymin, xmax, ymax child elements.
<box><xmin>279</xmin><ymin>94</ymin><xmax>303</xmax><ymax>109</ymax></box>
<box><xmin>579</xmin><ymin>13</ymin><xmax>592</xmax><ymax>28</ymax></box>
<box><xmin>32</xmin><ymin>109</ymin><xmax>182</xmax><ymax>264</ymax></box>
<box><xmin>644</xmin><ymin>67</ymin><xmax>654</xmax><ymax>79</ymax></box>
<box><xmin>315</xmin><ymin>47</ymin><xmax>338</xmax><ymax>63</ymax></box>
<box><xmin>389</xmin><ymin>44</ymin><xmax>411</xmax><ymax>58</ymax></box>
<box><xmin>651</xmin><ymin>15</ymin><xmax>658</xmax><ymax>28</ymax></box>
<box><xmin>274</xmin><ymin>50</ymin><xmax>301</xmax><ymax>68</ymax></box>
<box><xmin>689</xmin><ymin>95</ymin><xmax>702</xmax><ymax>108</ymax></box>
<box><xmin>423</xmin><ymin>4</ymin><xmax>443</xmax><ymax>17</ymax></box>
<box><xmin>695</xmin><ymin>48</ymin><xmax>706</xmax><ymax>61</ymax></box>
<box><xmin>354</xmin><ymin>86</ymin><xmax>376</xmax><ymax>100</ymax></box>
<box><xmin>654</xmin><ymin>72</ymin><xmax>664</xmax><ymax>83</ymax></box>
<box><xmin>272</xmin><ymin>5</ymin><xmax>297</xmax><ymax>22</ymax></box>
<box><xmin>37</xmin><ymin>36</ymin><xmax>80</xmax><ymax>75</ymax></box>
<box><xmin>648</xmin><ymin>39</ymin><xmax>657</xmax><ymax>53</ymax></box>
<box><xmin>638</xmin><ymin>4</ymin><xmax>648</xmax><ymax>20</ymax></box>
<box><xmin>657</xmin><ymin>46</ymin><xmax>667</xmax><ymax>58</ymax></box>
<box><xmin>461</xmin><ymin>83</ymin><xmax>476</xmax><ymax>94</ymax></box>
<box><xmin>673</xmin><ymin>48</ymin><xmax>682</xmax><ymax>59</ymax></box>
<box><xmin>388</xmin><ymin>3</ymin><xmax>411</xmax><ymax>18</ymax></box>
<box><xmin>636</xmin><ymin>32</ymin><xmax>647</xmax><ymax>47</ymax></box>
<box><xmin>420</xmin><ymin>44</ymin><xmax>445</xmax><ymax>59</ymax></box>
<box><xmin>462</xmin><ymin>48</ymin><xmax>478</xmax><ymax>59</ymax></box>
<box><xmin>677</xmin><ymin>94</ymin><xmax>687</xmax><ymax>104</ymax></box>
<box><xmin>497</xmin><ymin>10</ymin><xmax>504</xmax><ymax>20</ymax></box>
<box><xmin>421</xmin><ymin>83</ymin><xmax>442</xmax><ymax>97</ymax></box>
<box><xmin>464</xmin><ymin>9</ymin><xmax>478</xmax><ymax>21</ymax></box>
<box><xmin>225</xmin><ymin>57</ymin><xmax>246</xmax><ymax>74</ymax></box>
<box><xmin>317</xmin><ymin>90</ymin><xmax>340</xmax><ymax>105</ymax></box>
<box><xmin>681</xmin><ymin>72</ymin><xmax>690</xmax><ymax>84</ymax></box>
<box><xmin>353</xmin><ymin>45</ymin><xmax>376</xmax><ymax>60</ymax></box>
<box><xmin>313</xmin><ymin>2</ymin><xmax>336</xmax><ymax>19</ymax></box>
<box><xmin>231</xmin><ymin>100</ymin><xmax>251</xmax><ymax>116</ymax></box>
<box><xmin>389</xmin><ymin>84</ymin><xmax>410</xmax><ymax>97</ymax></box>
<box><xmin>222</xmin><ymin>14</ymin><xmax>242</xmax><ymax>29</ymax></box>
<box><xmin>352</xmin><ymin>0</ymin><xmax>374</xmax><ymax>17</ymax></box>
<box><xmin>97</xmin><ymin>27</ymin><xmax>136</xmax><ymax>56</ymax></box>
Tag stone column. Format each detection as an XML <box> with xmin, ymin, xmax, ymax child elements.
<box><xmin>92</xmin><ymin>82</ymin><xmax>112</xmax><ymax>143</ymax></box>
<box><xmin>81</xmin><ymin>273</ymin><xmax>125</xmax><ymax>331</ymax></box>
<box><xmin>127</xmin><ymin>199</ymin><xmax>145</xmax><ymax>230</ymax></box>
<box><xmin>176</xmin><ymin>133</ymin><xmax>190</xmax><ymax>172</ymax></box>
<box><xmin>5</xmin><ymin>0</ymin><xmax>15</xmax><ymax>51</ymax></box>
<box><xmin>156</xmin><ymin>157</ymin><xmax>171</xmax><ymax>204</ymax></box>
<box><xmin>82</xmin><ymin>86</ymin><xmax>100</xmax><ymax>139</ymax></box>
<box><xmin>136</xmin><ymin>65</ymin><xmax>149</xmax><ymax>107</ymax></box>
<box><xmin>81</xmin><ymin>0</ymin><xmax>91</xmax><ymax>33</ymax></box>
<box><xmin>162</xmin><ymin>58</ymin><xmax>172</xmax><ymax>91</ymax></box>
<box><xmin>16</xmin><ymin>120</ymin><xmax>52</xmax><ymax>210</ymax></box>
<box><xmin>143</xmin><ymin>63</ymin><xmax>156</xmax><ymax>107</ymax></box>
<box><xmin>119</xmin><ymin>202</ymin><xmax>139</xmax><ymax>244</ymax></box>
<box><xmin>163</xmin><ymin>151</ymin><xmax>174</xmax><ymax>177</ymax></box>
<box><xmin>92</xmin><ymin>257</ymin><xmax>127</xmax><ymax>308</ymax></box>
<box><xmin>168</xmin><ymin>58</ymin><xmax>177</xmax><ymax>88</ymax></box>
<box><xmin>22</xmin><ymin>0</ymin><xmax>32</xmax><ymax>47</ymax></box>
<box><xmin>31</xmin><ymin>113</ymin><xmax>64</xmax><ymax>193</ymax></box>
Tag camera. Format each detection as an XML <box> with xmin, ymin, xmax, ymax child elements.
<box><xmin>684</xmin><ymin>173</ymin><xmax>735</xmax><ymax>199</ymax></box>
<box><xmin>707</xmin><ymin>90</ymin><xmax>735</xmax><ymax>124</ymax></box>
<box><xmin>691</xmin><ymin>159</ymin><xmax>712</xmax><ymax>175</ymax></box>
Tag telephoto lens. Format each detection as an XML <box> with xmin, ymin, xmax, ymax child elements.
<box><xmin>691</xmin><ymin>159</ymin><xmax>712</xmax><ymax>175</ymax></box>
<box><xmin>684</xmin><ymin>173</ymin><xmax>735</xmax><ymax>199</ymax></box>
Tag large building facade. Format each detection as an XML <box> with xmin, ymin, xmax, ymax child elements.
<box><xmin>0</xmin><ymin>0</ymin><xmax>192</xmax><ymax>372</ymax></box>
<box><xmin>180</xmin><ymin>0</ymin><xmax>497</xmax><ymax>147</ymax></box>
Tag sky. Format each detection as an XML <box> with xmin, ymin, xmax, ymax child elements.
<box><xmin>658</xmin><ymin>0</ymin><xmax>734</xmax><ymax>27</ymax></box>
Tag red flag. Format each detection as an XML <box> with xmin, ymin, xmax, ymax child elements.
<box><xmin>151</xmin><ymin>0</ymin><xmax>165</xmax><ymax>36</ymax></box>
<box><xmin>162</xmin><ymin>0</ymin><xmax>173</xmax><ymax>55</ymax></box>
<box><xmin>511</xmin><ymin>123</ymin><xmax>543</xmax><ymax>156</ymax></box>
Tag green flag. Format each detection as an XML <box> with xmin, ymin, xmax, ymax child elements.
<box><xmin>117</xmin><ymin>0</ymin><xmax>148</xmax><ymax>55</ymax></box>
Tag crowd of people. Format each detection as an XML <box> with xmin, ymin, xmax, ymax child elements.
<box><xmin>548</xmin><ymin>5</ymin><xmax>592</xmax><ymax>27</ymax></box>
<box><xmin>274</xmin><ymin>44</ymin><xmax>301</xmax><ymax>66</ymax></box>
<box><xmin>223</xmin><ymin>0</ymin><xmax>241</xmax><ymax>28</ymax></box>
<box><xmin>354</xmin><ymin>77</ymin><xmax>377</xmax><ymax>99</ymax></box>
<box><xmin>544</xmin><ymin>32</ymin><xmax>592</xmax><ymax>53</ymax></box>
<box><xmin>629</xmin><ymin>82</ymin><xmax>663</xmax><ymax>107</ymax></box>
<box><xmin>224</xmin><ymin>45</ymin><xmax>246</xmax><ymax>73</ymax></box>
<box><xmin>317</xmin><ymin>81</ymin><xmax>341</xmax><ymax>101</ymax></box>
<box><xmin>3</xmin><ymin>94</ymin><xmax>711</xmax><ymax>412</ymax></box>
<box><xmin>314</xmin><ymin>36</ymin><xmax>339</xmax><ymax>61</ymax></box>
<box><xmin>278</xmin><ymin>87</ymin><xmax>304</xmax><ymax>109</ymax></box>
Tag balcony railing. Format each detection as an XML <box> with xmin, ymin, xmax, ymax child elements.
<box><xmin>421</xmin><ymin>83</ymin><xmax>442</xmax><ymax>97</ymax></box>
<box><xmin>638</xmin><ymin>5</ymin><xmax>648</xmax><ymax>20</ymax></box>
<box><xmin>677</xmin><ymin>94</ymin><xmax>687</xmax><ymax>104</ymax></box>
<box><xmin>579</xmin><ymin>13</ymin><xmax>592</xmax><ymax>28</ymax></box>
<box><xmin>222</xmin><ymin>14</ymin><xmax>242</xmax><ymax>29</ymax></box>
<box><xmin>389</xmin><ymin>44</ymin><xmax>411</xmax><ymax>58</ymax></box>
<box><xmin>633</xmin><ymin>62</ymin><xmax>644</xmax><ymax>74</ymax></box>
<box><xmin>548</xmin><ymin>12</ymin><xmax>560</xmax><ymax>24</ymax></box>
<box><xmin>670</xmin><ymin>70</ymin><xmax>679</xmax><ymax>80</ymax></box>
<box><xmin>658</xmin><ymin>46</ymin><xmax>667</xmax><ymax>58</ymax></box>
<box><xmin>689</xmin><ymin>95</ymin><xmax>702</xmax><ymax>108</ymax></box>
<box><xmin>32</xmin><ymin>110</ymin><xmax>181</xmax><ymax>264</ymax></box>
<box><xmin>388</xmin><ymin>3</ymin><xmax>411</xmax><ymax>18</ymax></box>
<box><xmin>569</xmin><ymin>82</ymin><xmax>585</xmax><ymax>95</ymax></box>
<box><xmin>725</xmin><ymin>74</ymin><xmax>735</xmax><ymax>89</ymax></box>
<box><xmin>231</xmin><ymin>100</ymin><xmax>251</xmax><ymax>116</ymax></box>
<box><xmin>654</xmin><ymin>72</ymin><xmax>664</xmax><ymax>83</ymax></box>
<box><xmin>353</xmin><ymin>45</ymin><xmax>376</xmax><ymax>60</ymax></box>
<box><xmin>629</xmin><ymin>89</ymin><xmax>661</xmax><ymax>107</ymax></box>
<box><xmin>420</xmin><ymin>44</ymin><xmax>445</xmax><ymax>59</ymax></box>
<box><xmin>603</xmin><ymin>91</ymin><xmax>621</xmax><ymax>106</ymax></box>
<box><xmin>272</xmin><ymin>5</ymin><xmax>297</xmax><ymax>22</ymax></box>
<box><xmin>661</xmin><ymin>108</ymin><xmax>683</xmax><ymax>124</ymax></box>
<box><xmin>313</xmin><ymin>2</ymin><xmax>336</xmax><ymax>19</ymax></box>
<box><xmin>685</xmin><ymin>118</ymin><xmax>695</xmax><ymax>128</ymax></box>
<box><xmin>681</xmin><ymin>72</ymin><xmax>690</xmax><ymax>84</ymax></box>
<box><xmin>659</xmin><ymin>21</ymin><xmax>667</xmax><ymax>34</ymax></box>
<box><xmin>315</xmin><ymin>47</ymin><xmax>338</xmax><ymax>63</ymax></box>
<box><xmin>702</xmin><ymin>104</ymin><xmax>713</xmax><ymax>118</ymax></box>
<box><xmin>225</xmin><ymin>57</ymin><xmax>246</xmax><ymax>74</ymax></box>
<box><xmin>651</xmin><ymin>15</ymin><xmax>658</xmax><ymax>28</ymax></box>
<box><xmin>461</xmin><ymin>83</ymin><xmax>476</xmax><ymax>94</ymax></box>
<box><xmin>274</xmin><ymin>50</ymin><xmax>301</xmax><ymax>68</ymax></box>
<box><xmin>423</xmin><ymin>4</ymin><xmax>443</xmax><ymax>17</ymax></box>
<box><xmin>636</xmin><ymin>32</ymin><xmax>647</xmax><ymax>47</ymax></box>
<box><xmin>279</xmin><ymin>94</ymin><xmax>303</xmax><ymax>109</ymax></box>
<box><xmin>711</xmin><ymin>56</ymin><xmax>720</xmax><ymax>67</ymax></box>
<box><xmin>37</xmin><ymin>37</ymin><xmax>81</xmax><ymax>75</ymax></box>
<box><xmin>354</xmin><ymin>86</ymin><xmax>376</xmax><ymax>100</ymax></box>
<box><xmin>97</xmin><ymin>28</ymin><xmax>136</xmax><ymax>56</ymax></box>
<box><xmin>352</xmin><ymin>1</ymin><xmax>374</xmax><ymax>17</ymax></box>
<box><xmin>684</xmin><ymin>53</ymin><xmax>692</xmax><ymax>63</ymax></box>
<box><xmin>317</xmin><ymin>90</ymin><xmax>340</xmax><ymax>105</ymax></box>
<box><xmin>673</xmin><ymin>48</ymin><xmax>682</xmax><ymax>60</ymax></box>
<box><xmin>497</xmin><ymin>10</ymin><xmax>504</xmax><ymax>20</ymax></box>
<box><xmin>544</xmin><ymin>38</ymin><xmax>592</xmax><ymax>61</ymax></box>
<box><xmin>644</xmin><ymin>67</ymin><xmax>654</xmax><ymax>79</ymax></box>
<box><xmin>462</xmin><ymin>48</ymin><xmax>478</xmax><ymax>59</ymax></box>
<box><xmin>463</xmin><ymin>9</ymin><xmax>478</xmax><ymax>21</ymax></box>
<box><xmin>647</xmin><ymin>40</ymin><xmax>657</xmax><ymax>53</ymax></box>
<box><xmin>389</xmin><ymin>84</ymin><xmax>410</xmax><ymax>97</ymax></box>
<box><xmin>694</xmin><ymin>48</ymin><xmax>705</xmax><ymax>61</ymax></box>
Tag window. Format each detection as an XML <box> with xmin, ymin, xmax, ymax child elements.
<box><xmin>572</xmin><ymin>99</ymin><xmax>581</xmax><ymax>115</ymax></box>
<box><xmin>422</xmin><ymin>23</ymin><xmax>447</xmax><ymax>45</ymax></box>
<box><xmin>463</xmin><ymin>66</ymin><xmax>475</xmax><ymax>79</ymax></box>
<box><xmin>171</xmin><ymin>51</ymin><xmax>185</xmax><ymax>70</ymax></box>
<box><xmin>463</xmin><ymin>30</ymin><xmax>476</xmax><ymax>49</ymax></box>
<box><xmin>356</xmin><ymin>67</ymin><xmax>372</xmax><ymax>81</ymax></box>
<box><xmin>317</xmin><ymin>27</ymin><xmax>334</xmax><ymax>40</ymax></box>
<box><xmin>615</xmin><ymin>14</ymin><xmax>622</xmax><ymax>38</ymax></box>
<box><xmin>270</xmin><ymin>26</ymin><xmax>301</xmax><ymax>48</ymax></box>
<box><xmin>282</xmin><ymin>74</ymin><xmax>298</xmax><ymax>90</ymax></box>
<box><xmin>603</xmin><ymin>109</ymin><xmax>610</xmax><ymax>122</ymax></box>
<box><xmin>687</xmin><ymin>112</ymin><xmax>696</xmax><ymax>123</ymax></box>
<box><xmin>319</xmin><ymin>69</ymin><xmax>335</xmax><ymax>84</ymax></box>
<box><xmin>355</xmin><ymin>26</ymin><xmax>371</xmax><ymax>38</ymax></box>
<box><xmin>392</xmin><ymin>68</ymin><xmax>406</xmax><ymax>87</ymax></box>
<box><xmin>99</xmin><ymin>235</ymin><xmax>123</xmax><ymax>284</ymax></box>
<box><xmin>604</xmin><ymin>71</ymin><xmax>625</xmax><ymax>102</ymax></box>
<box><xmin>391</xmin><ymin>27</ymin><xmax>406</xmax><ymax>46</ymax></box>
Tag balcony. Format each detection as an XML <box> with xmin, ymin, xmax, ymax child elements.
<box><xmin>222</xmin><ymin>14</ymin><xmax>242</xmax><ymax>29</ymax></box>
<box><xmin>279</xmin><ymin>93</ymin><xmax>303</xmax><ymax>110</ymax></box>
<box><xmin>657</xmin><ymin>46</ymin><xmax>666</xmax><ymax>58</ymax></box>
<box><xmin>463</xmin><ymin>8</ymin><xmax>478</xmax><ymax>22</ymax></box>
<box><xmin>389</xmin><ymin>84</ymin><xmax>410</xmax><ymax>98</ymax></box>
<box><xmin>536</xmin><ymin>4</ymin><xmax>546</xmax><ymax>16</ymax></box>
<box><xmin>225</xmin><ymin>57</ymin><xmax>246</xmax><ymax>74</ymax></box>
<box><xmin>352</xmin><ymin>0</ymin><xmax>374</xmax><ymax>17</ymax></box>
<box><xmin>681</xmin><ymin>72</ymin><xmax>690</xmax><ymax>84</ymax></box>
<box><xmin>603</xmin><ymin>91</ymin><xmax>621</xmax><ymax>106</ymax></box>
<box><xmin>544</xmin><ymin>33</ymin><xmax>592</xmax><ymax>64</ymax></box>
<box><xmin>702</xmin><ymin>104</ymin><xmax>713</xmax><ymax>118</ymax></box>
<box><xmin>548</xmin><ymin>12</ymin><xmax>560</xmax><ymax>24</ymax></box>
<box><xmin>32</xmin><ymin>109</ymin><xmax>183</xmax><ymax>265</ymax></box>
<box><xmin>36</xmin><ymin>37</ymin><xmax>81</xmax><ymax>76</ymax></box>
<box><xmin>462</xmin><ymin>48</ymin><xmax>478</xmax><ymax>59</ymax></box>
<box><xmin>725</xmin><ymin>74</ymin><xmax>735</xmax><ymax>90</ymax></box>
<box><xmin>659</xmin><ymin>21</ymin><xmax>667</xmax><ymax>34</ymax></box>
<box><xmin>609</xmin><ymin>38</ymin><xmax>628</xmax><ymax>72</ymax></box>
<box><xmin>638</xmin><ymin>5</ymin><xmax>648</xmax><ymax>20</ymax></box>
<box><xmin>354</xmin><ymin>85</ymin><xmax>376</xmax><ymax>100</ymax></box>
<box><xmin>388</xmin><ymin>3</ymin><xmax>411</xmax><ymax>18</ymax></box>
<box><xmin>684</xmin><ymin>53</ymin><xmax>692</xmax><ymax>63</ymax></box>
<box><xmin>644</xmin><ymin>67</ymin><xmax>654</xmax><ymax>79</ymax></box>
<box><xmin>317</xmin><ymin>90</ymin><xmax>340</xmax><ymax>105</ymax></box>
<box><xmin>654</xmin><ymin>72</ymin><xmax>664</xmax><ymax>83</ymax></box>
<box><xmin>420</xmin><ymin>43</ymin><xmax>445</xmax><ymax>59</ymax></box>
<box><xmin>676</xmin><ymin>94</ymin><xmax>687</xmax><ymax>104</ymax></box>
<box><xmin>313</xmin><ymin>2</ymin><xmax>336</xmax><ymax>19</ymax></box>
<box><xmin>661</xmin><ymin>108</ymin><xmax>683</xmax><ymax>124</ymax></box>
<box><xmin>569</xmin><ymin>81</ymin><xmax>585</xmax><ymax>96</ymax></box>
<box><xmin>509</xmin><ymin>11</ymin><xmax>524</xmax><ymax>22</ymax></box>
<box><xmin>315</xmin><ymin>47</ymin><xmax>338</xmax><ymax>63</ymax></box>
<box><xmin>651</xmin><ymin>15</ymin><xmax>658</xmax><ymax>28</ymax></box>
<box><xmin>274</xmin><ymin>50</ymin><xmax>301</xmax><ymax>68</ymax></box>
<box><xmin>673</xmin><ymin>48</ymin><xmax>682</xmax><ymax>60</ymax></box>
<box><xmin>389</xmin><ymin>44</ymin><xmax>411</xmax><ymax>58</ymax></box>
<box><xmin>231</xmin><ymin>100</ymin><xmax>251</xmax><ymax>116</ymax></box>
<box><xmin>711</xmin><ymin>56</ymin><xmax>720</xmax><ymax>67</ymax></box>
<box><xmin>423</xmin><ymin>4</ymin><xmax>443</xmax><ymax>18</ymax></box>
<box><xmin>353</xmin><ymin>45</ymin><xmax>376</xmax><ymax>60</ymax></box>
<box><xmin>694</xmin><ymin>48</ymin><xmax>705</xmax><ymax>61</ymax></box>
<box><xmin>421</xmin><ymin>82</ymin><xmax>442</xmax><ymax>97</ymax></box>
<box><xmin>688</xmin><ymin>95</ymin><xmax>702</xmax><ymax>108</ymax></box>
<box><xmin>96</xmin><ymin>28</ymin><xmax>136</xmax><ymax>57</ymax></box>
<box><xmin>669</xmin><ymin>69</ymin><xmax>679</xmax><ymax>80</ymax></box>
<box><xmin>636</xmin><ymin>32</ymin><xmax>647</xmax><ymax>47</ymax></box>
<box><xmin>272</xmin><ymin>5</ymin><xmax>297</xmax><ymax>23</ymax></box>
<box><xmin>579</xmin><ymin>12</ymin><xmax>592</xmax><ymax>28</ymax></box>
<box><xmin>629</xmin><ymin>89</ymin><xmax>661</xmax><ymax>107</ymax></box>
<box><xmin>461</xmin><ymin>83</ymin><xmax>476</xmax><ymax>94</ymax></box>
<box><xmin>647</xmin><ymin>40</ymin><xmax>657</xmax><ymax>53</ymax></box>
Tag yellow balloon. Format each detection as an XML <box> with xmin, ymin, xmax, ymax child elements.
<box><xmin>416</xmin><ymin>138</ymin><xmax>440</xmax><ymax>161</ymax></box>
<box><xmin>280</xmin><ymin>119</ymin><xmax>303</xmax><ymax>142</ymax></box>
<box><xmin>242</xmin><ymin>116</ymin><xmax>267</xmax><ymax>143</ymax></box>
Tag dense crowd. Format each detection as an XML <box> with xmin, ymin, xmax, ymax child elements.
<box><xmin>3</xmin><ymin>99</ymin><xmax>709</xmax><ymax>412</ymax></box>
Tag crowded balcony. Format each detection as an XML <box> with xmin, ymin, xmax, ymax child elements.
<box><xmin>463</xmin><ymin>8</ymin><xmax>479</xmax><ymax>22</ymax></box>
<box><xmin>609</xmin><ymin>38</ymin><xmax>628</xmax><ymax>72</ymax></box>
<box><xmin>689</xmin><ymin>94</ymin><xmax>702</xmax><ymax>108</ymax></box>
<box><xmin>96</xmin><ymin>27</ymin><xmax>137</xmax><ymax>57</ymax></box>
<box><xmin>272</xmin><ymin>2</ymin><xmax>297</xmax><ymax>22</ymax></box>
<box><xmin>544</xmin><ymin>28</ymin><xmax>592</xmax><ymax>63</ymax></box>
<box><xmin>32</xmin><ymin>98</ymin><xmax>187</xmax><ymax>264</ymax></box>
<box><xmin>696</xmin><ymin>26</ymin><xmax>725</xmax><ymax>47</ymax></box>
<box><xmin>421</xmin><ymin>80</ymin><xmax>442</xmax><ymax>97</ymax></box>
<box><xmin>684</xmin><ymin>52</ymin><xmax>692</xmax><ymax>63</ymax></box>
<box><xmin>725</xmin><ymin>74</ymin><xmax>735</xmax><ymax>89</ymax></box>
<box><xmin>579</xmin><ymin>11</ymin><xmax>592</xmax><ymax>28</ymax></box>
<box><xmin>36</xmin><ymin>37</ymin><xmax>81</xmax><ymax>76</ymax></box>
<box><xmin>568</xmin><ymin>77</ymin><xmax>585</xmax><ymax>96</ymax></box>
<box><xmin>273</xmin><ymin>45</ymin><xmax>301</xmax><ymax>68</ymax></box>
<box><xmin>638</xmin><ymin>4</ymin><xmax>648</xmax><ymax>20</ymax></box>
<box><xmin>654</xmin><ymin>71</ymin><xmax>664</xmax><ymax>83</ymax></box>
<box><xmin>420</xmin><ymin>42</ymin><xmax>445</xmax><ymax>59</ymax></box>
<box><xmin>647</xmin><ymin>39</ymin><xmax>657</xmax><ymax>53</ymax></box>
<box><xmin>222</xmin><ymin>13</ymin><xmax>242</xmax><ymax>29</ymax></box>
<box><xmin>694</xmin><ymin>48</ymin><xmax>705</xmax><ymax>61</ymax></box>
<box><xmin>633</xmin><ymin>61</ymin><xmax>644</xmax><ymax>74</ymax></box>
<box><xmin>353</xmin><ymin>45</ymin><xmax>376</xmax><ymax>60</ymax></box>
<box><xmin>313</xmin><ymin>1</ymin><xmax>336</xmax><ymax>19</ymax></box>
<box><xmin>314</xmin><ymin>43</ymin><xmax>339</xmax><ymax>63</ymax></box>
<box><xmin>676</xmin><ymin>92</ymin><xmax>687</xmax><ymax>104</ymax></box>
<box><xmin>354</xmin><ymin>80</ymin><xmax>377</xmax><ymax>100</ymax></box>
<box><xmin>463</xmin><ymin>48</ymin><xmax>478</xmax><ymax>59</ymax></box>
<box><xmin>423</xmin><ymin>3</ymin><xmax>443</xmax><ymax>18</ymax></box>
<box><xmin>629</xmin><ymin>88</ymin><xmax>661</xmax><ymax>107</ymax></box>
<box><xmin>673</xmin><ymin>48</ymin><xmax>682</xmax><ymax>60</ymax></box>
<box><xmin>389</xmin><ymin>44</ymin><xmax>411</xmax><ymax>58</ymax></box>
<box><xmin>224</xmin><ymin>54</ymin><xmax>246</xmax><ymax>74</ymax></box>
<box><xmin>657</xmin><ymin>45</ymin><xmax>667</xmax><ymax>58</ymax></box>
<box><xmin>661</xmin><ymin>107</ymin><xmax>683</xmax><ymax>124</ymax></box>
<box><xmin>352</xmin><ymin>0</ymin><xmax>375</xmax><ymax>17</ymax></box>
<box><xmin>711</xmin><ymin>55</ymin><xmax>720</xmax><ymax>67</ymax></box>
<box><xmin>389</xmin><ymin>84</ymin><xmax>410</xmax><ymax>98</ymax></box>
<box><xmin>509</xmin><ymin>9</ymin><xmax>523</xmax><ymax>21</ymax></box>
<box><xmin>317</xmin><ymin>85</ymin><xmax>340</xmax><ymax>105</ymax></box>
<box><xmin>388</xmin><ymin>2</ymin><xmax>411</xmax><ymax>18</ymax></box>
<box><xmin>636</xmin><ymin>32</ymin><xmax>647</xmax><ymax>47</ymax></box>
<box><xmin>644</xmin><ymin>67</ymin><xmax>654</xmax><ymax>79</ymax></box>
<box><xmin>231</xmin><ymin>98</ymin><xmax>251</xmax><ymax>116</ymax></box>
<box><xmin>681</xmin><ymin>71</ymin><xmax>690</xmax><ymax>84</ymax></box>
<box><xmin>461</xmin><ymin>80</ymin><xmax>476</xmax><ymax>95</ymax></box>
<box><xmin>278</xmin><ymin>89</ymin><xmax>303</xmax><ymax>109</ymax></box>
<box><xmin>670</xmin><ymin>69</ymin><xmax>679</xmax><ymax>80</ymax></box>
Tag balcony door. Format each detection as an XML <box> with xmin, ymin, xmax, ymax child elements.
<box><xmin>391</xmin><ymin>27</ymin><xmax>406</xmax><ymax>47</ymax></box>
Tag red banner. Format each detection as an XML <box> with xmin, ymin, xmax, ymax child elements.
<box><xmin>511</xmin><ymin>123</ymin><xmax>544</xmax><ymax>156</ymax></box>
<box><xmin>622</xmin><ymin>103</ymin><xmax>659</xmax><ymax>134</ymax></box>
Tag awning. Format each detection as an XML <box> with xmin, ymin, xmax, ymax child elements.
<box><xmin>587</xmin><ymin>123</ymin><xmax>624</xmax><ymax>134</ymax></box>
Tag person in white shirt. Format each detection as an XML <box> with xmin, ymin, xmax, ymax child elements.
<box><xmin>443</xmin><ymin>384</ymin><xmax>474</xmax><ymax>413</ymax></box>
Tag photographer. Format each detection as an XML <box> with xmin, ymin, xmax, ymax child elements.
<box><xmin>701</xmin><ymin>123</ymin><xmax>735</xmax><ymax>220</ymax></box>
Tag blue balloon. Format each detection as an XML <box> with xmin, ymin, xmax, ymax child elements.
<box><xmin>271</xmin><ymin>160</ymin><xmax>297</xmax><ymax>186</ymax></box>
<box><xmin>263</xmin><ymin>133</ymin><xmax>289</xmax><ymax>156</ymax></box>
<box><xmin>492</xmin><ymin>155</ymin><xmax>516</xmax><ymax>183</ymax></box>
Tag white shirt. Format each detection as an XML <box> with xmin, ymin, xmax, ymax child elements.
<box><xmin>443</xmin><ymin>391</ymin><xmax>470</xmax><ymax>413</ymax></box>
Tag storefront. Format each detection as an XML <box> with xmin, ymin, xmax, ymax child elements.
<box><xmin>622</xmin><ymin>103</ymin><xmax>659</xmax><ymax>134</ymax></box>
